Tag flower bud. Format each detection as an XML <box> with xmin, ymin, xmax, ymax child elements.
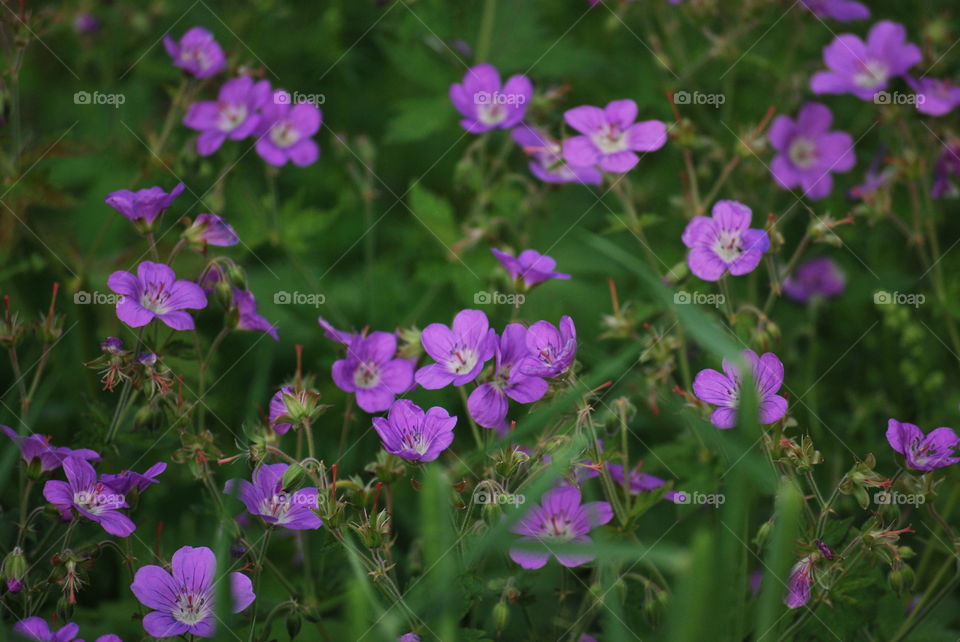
<box><xmin>492</xmin><ymin>601</ymin><xmax>510</xmax><ymax>631</ymax></box>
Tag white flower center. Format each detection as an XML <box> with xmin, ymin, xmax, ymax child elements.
<box><xmin>447</xmin><ymin>348</ymin><xmax>479</xmax><ymax>375</ymax></box>
<box><xmin>269</xmin><ymin>121</ymin><xmax>301</xmax><ymax>148</ymax></box>
<box><xmin>139</xmin><ymin>281</ymin><xmax>171</xmax><ymax>314</ymax></box>
<box><xmin>592</xmin><ymin>124</ymin><xmax>629</xmax><ymax>154</ymax></box>
<box><xmin>788</xmin><ymin>137</ymin><xmax>818</xmax><ymax>169</ymax></box>
<box><xmin>539</xmin><ymin>511</ymin><xmax>575</xmax><ymax>540</ymax></box>
<box><xmin>712</xmin><ymin>230</ymin><xmax>745</xmax><ymax>263</ymax></box>
<box><xmin>477</xmin><ymin>104</ymin><xmax>506</xmax><ymax>126</ymax></box>
<box><xmin>353</xmin><ymin>362</ymin><xmax>381</xmax><ymax>389</ymax></box>
<box><xmin>853</xmin><ymin>59</ymin><xmax>889</xmax><ymax>89</ymax></box>
<box><xmin>218</xmin><ymin>103</ymin><xmax>248</xmax><ymax>132</ymax></box>
<box><xmin>173</xmin><ymin>590</ymin><xmax>212</xmax><ymax>626</ymax></box>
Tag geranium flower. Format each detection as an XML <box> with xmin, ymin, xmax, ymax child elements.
<box><xmin>782</xmin><ymin>257</ymin><xmax>845</xmax><ymax>303</ymax></box>
<box><xmin>886</xmin><ymin>418</ymin><xmax>960</xmax><ymax>471</ymax></box>
<box><xmin>224</xmin><ymin>463</ymin><xmax>322</xmax><ymax>530</ymax></box>
<box><xmin>449</xmin><ymin>64</ymin><xmax>532</xmax><ymax>133</ymax></box>
<box><xmin>184</xmin><ymin>76</ymin><xmax>271</xmax><ymax>155</ymax></box>
<box><xmin>511</xmin><ymin>124</ymin><xmax>602</xmax><ymax>185</ymax></box>
<box><xmin>101</xmin><ymin>462</ymin><xmax>167</xmax><ymax>496</ymax></box>
<box><xmin>415</xmin><ymin>309</ymin><xmax>497</xmax><ymax>389</ymax></box>
<box><xmin>2</xmin><ymin>426</ymin><xmax>100</xmax><ymax>473</ymax></box>
<box><xmin>769</xmin><ymin>102</ymin><xmax>855</xmax><ymax>200</ymax></box>
<box><xmin>163</xmin><ymin>27</ymin><xmax>226</xmax><ymax>78</ymax></box>
<box><xmin>105</xmin><ymin>183</ymin><xmax>185</xmax><ymax>231</ymax></box>
<box><xmin>255</xmin><ymin>89</ymin><xmax>321</xmax><ymax>167</ymax></box>
<box><xmin>692</xmin><ymin>349</ymin><xmax>787</xmax><ymax>429</ymax></box>
<box><xmin>373</xmin><ymin>400</ymin><xmax>456</xmax><ymax>463</ymax></box>
<box><xmin>562</xmin><ymin>99</ymin><xmax>667</xmax><ymax>173</ymax></box>
<box><xmin>800</xmin><ymin>0</ymin><xmax>869</xmax><ymax>21</ymax></box>
<box><xmin>332</xmin><ymin>331</ymin><xmax>414</xmax><ymax>412</ymax></box>
<box><xmin>42</xmin><ymin>457</ymin><xmax>136</xmax><ymax>537</ymax></box>
<box><xmin>184</xmin><ymin>214</ymin><xmax>240</xmax><ymax>247</ymax></box>
<box><xmin>682</xmin><ymin>200</ymin><xmax>769</xmax><ymax>281</ymax></box>
<box><xmin>906</xmin><ymin>76</ymin><xmax>960</xmax><ymax>117</ymax></box>
<box><xmin>519</xmin><ymin>316</ymin><xmax>577</xmax><ymax>378</ymax></box>
<box><xmin>232</xmin><ymin>289</ymin><xmax>279</xmax><ymax>340</ymax></box>
<box><xmin>785</xmin><ymin>555</ymin><xmax>815</xmax><ymax>608</ymax></box>
<box><xmin>12</xmin><ymin>617</ymin><xmax>121</xmax><ymax>642</ymax></box>
<box><xmin>107</xmin><ymin>261</ymin><xmax>208</xmax><ymax>331</ymax></box>
<box><xmin>491</xmin><ymin>248</ymin><xmax>570</xmax><ymax>289</ymax></box>
<box><xmin>468</xmin><ymin>324</ymin><xmax>548</xmax><ymax>430</ymax></box>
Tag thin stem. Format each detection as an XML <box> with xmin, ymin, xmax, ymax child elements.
<box><xmin>459</xmin><ymin>386</ymin><xmax>484</xmax><ymax>451</ymax></box>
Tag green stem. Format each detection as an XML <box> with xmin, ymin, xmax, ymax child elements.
<box><xmin>459</xmin><ymin>386</ymin><xmax>484</xmax><ymax>451</ymax></box>
<box><xmin>475</xmin><ymin>0</ymin><xmax>497</xmax><ymax>62</ymax></box>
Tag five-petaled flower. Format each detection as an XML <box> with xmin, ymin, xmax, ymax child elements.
<box><xmin>886</xmin><ymin>418</ymin><xmax>960</xmax><ymax>471</ymax></box>
<box><xmin>415</xmin><ymin>309</ymin><xmax>497</xmax><ymax>389</ymax></box>
<box><xmin>562</xmin><ymin>99</ymin><xmax>667</xmax><ymax>173</ymax></box>
<box><xmin>682</xmin><ymin>200</ymin><xmax>770</xmax><ymax>281</ymax></box>
<box><xmin>2</xmin><ymin>426</ymin><xmax>101</xmax><ymax>474</ymax></box>
<box><xmin>224</xmin><ymin>463</ymin><xmax>323</xmax><ymax>530</ymax></box>
<box><xmin>449</xmin><ymin>63</ymin><xmax>532</xmax><ymax>133</ymax></box>
<box><xmin>332</xmin><ymin>331</ymin><xmax>414</xmax><ymax>413</ymax></box>
<box><xmin>782</xmin><ymin>257</ymin><xmax>846</xmax><ymax>303</ymax></box>
<box><xmin>108</xmin><ymin>261</ymin><xmax>208</xmax><ymax>331</ymax></box>
<box><xmin>800</xmin><ymin>0</ymin><xmax>869</xmax><ymax>21</ymax></box>
<box><xmin>255</xmin><ymin>89</ymin><xmax>322</xmax><ymax>167</ymax></box>
<box><xmin>520</xmin><ymin>316</ymin><xmax>577</xmax><ymax>378</ymax></box>
<box><xmin>511</xmin><ymin>124</ymin><xmax>602</xmax><ymax>185</ymax></box>
<box><xmin>163</xmin><ymin>27</ymin><xmax>226</xmax><ymax>79</ymax></box>
<box><xmin>491</xmin><ymin>248</ymin><xmax>571</xmax><ymax>290</ymax></box>
<box><xmin>692</xmin><ymin>349</ymin><xmax>787</xmax><ymax>429</ymax></box>
<box><xmin>105</xmin><ymin>183</ymin><xmax>185</xmax><ymax>231</ymax></box>
<box><xmin>42</xmin><ymin>456</ymin><xmax>136</xmax><ymax>537</ymax></box>
<box><xmin>183</xmin><ymin>76</ymin><xmax>272</xmax><ymax>155</ymax></box>
<box><xmin>373</xmin><ymin>399</ymin><xmax>457</xmax><ymax>463</ymax></box>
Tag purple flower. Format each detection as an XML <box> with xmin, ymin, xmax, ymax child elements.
<box><xmin>886</xmin><ymin>418</ymin><xmax>960</xmax><ymax>471</ymax></box>
<box><xmin>905</xmin><ymin>76</ymin><xmax>960</xmax><ymax>117</ymax></box>
<box><xmin>101</xmin><ymin>336</ymin><xmax>124</xmax><ymax>354</ymax></box>
<box><xmin>491</xmin><ymin>248</ymin><xmax>571</xmax><ymax>289</ymax></box>
<box><xmin>105</xmin><ymin>183</ymin><xmax>185</xmax><ymax>230</ymax></box>
<box><xmin>579</xmin><ymin>461</ymin><xmax>682</xmax><ymax>502</ymax></box>
<box><xmin>224</xmin><ymin>463</ymin><xmax>323</xmax><ymax>530</ymax></box>
<box><xmin>681</xmin><ymin>200</ymin><xmax>770</xmax><ymax>281</ymax></box>
<box><xmin>233</xmin><ymin>289</ymin><xmax>279</xmax><ymax>340</ymax></box>
<box><xmin>317</xmin><ymin>316</ymin><xmax>356</xmax><ymax>345</ymax></box>
<box><xmin>415</xmin><ymin>309</ymin><xmax>497</xmax><ymax>389</ymax></box>
<box><xmin>255</xmin><ymin>89</ymin><xmax>321</xmax><ymax>167</ymax></box>
<box><xmin>12</xmin><ymin>618</ymin><xmax>81</xmax><ymax>641</ymax></box>
<box><xmin>850</xmin><ymin>147</ymin><xmax>894</xmax><ymax>199</ymax></box>
<box><xmin>332</xmin><ymin>331</ymin><xmax>414</xmax><ymax>413</ymax></box>
<box><xmin>769</xmin><ymin>102</ymin><xmax>855</xmax><ymax>200</ymax></box>
<box><xmin>184</xmin><ymin>76</ymin><xmax>271</xmax><ymax>155</ymax></box>
<box><xmin>398</xmin><ymin>635</ymin><xmax>421</xmax><ymax>642</ymax></box>
<box><xmin>782</xmin><ymin>257</ymin><xmax>846</xmax><ymax>302</ymax></box>
<box><xmin>372</xmin><ymin>399</ymin><xmax>457</xmax><ymax>463</ymax></box>
<box><xmin>73</xmin><ymin>13</ymin><xmax>101</xmax><ymax>35</ymax></box>
<box><xmin>785</xmin><ymin>555</ymin><xmax>814</xmax><ymax>608</ymax></box>
<box><xmin>511</xmin><ymin>124</ymin><xmax>602</xmax><ymax>185</ymax></box>
<box><xmin>185</xmin><ymin>214</ymin><xmax>240</xmax><ymax>247</ymax></box>
<box><xmin>692</xmin><ymin>350</ymin><xmax>787</xmax><ymax>429</ymax></box>
<box><xmin>101</xmin><ymin>462</ymin><xmax>167</xmax><ymax>496</ymax></box>
<box><xmin>509</xmin><ymin>486</ymin><xmax>612</xmax><ymax>569</ymax></box>
<box><xmin>108</xmin><ymin>261</ymin><xmax>208</xmax><ymax>331</ymax></box>
<box><xmin>800</xmin><ymin>0</ymin><xmax>869</xmax><ymax>21</ymax></box>
<box><xmin>932</xmin><ymin>144</ymin><xmax>960</xmax><ymax>198</ymax></box>
<box><xmin>163</xmin><ymin>27</ymin><xmax>226</xmax><ymax>79</ymax></box>
<box><xmin>810</xmin><ymin>21</ymin><xmax>921</xmax><ymax>100</ymax></box>
<box><xmin>2</xmin><ymin>426</ymin><xmax>101</xmax><ymax>473</ymax></box>
<box><xmin>42</xmin><ymin>457</ymin><xmax>136</xmax><ymax>537</ymax></box>
<box><xmin>468</xmin><ymin>324</ymin><xmax>548</xmax><ymax>430</ymax></box>
<box><xmin>268</xmin><ymin>386</ymin><xmax>294</xmax><ymax>435</ymax></box>
<box><xmin>519</xmin><ymin>315</ymin><xmax>577</xmax><ymax>378</ymax></box>
<box><xmin>449</xmin><ymin>64</ymin><xmax>532</xmax><ymax>133</ymax></box>
<box><xmin>131</xmin><ymin>545</ymin><xmax>255</xmax><ymax>638</ymax></box>
<box><xmin>562</xmin><ymin>99</ymin><xmax>667</xmax><ymax>173</ymax></box>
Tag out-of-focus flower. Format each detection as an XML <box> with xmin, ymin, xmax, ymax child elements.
<box><xmin>232</xmin><ymin>289</ymin><xmax>279</xmax><ymax>341</ymax></box>
<box><xmin>332</xmin><ymin>332</ymin><xmax>414</xmax><ymax>412</ymax></box>
<box><xmin>42</xmin><ymin>457</ymin><xmax>136</xmax><ymax>537</ymax></box>
<box><xmin>906</xmin><ymin>76</ymin><xmax>960</xmax><ymax>117</ymax></box>
<box><xmin>268</xmin><ymin>386</ymin><xmax>294</xmax><ymax>435</ymax></box>
<box><xmin>692</xmin><ymin>350</ymin><xmax>787</xmax><ymax>429</ymax></box>
<box><xmin>131</xmin><ymin>545</ymin><xmax>255</xmax><ymax>638</ymax></box>
<box><xmin>491</xmin><ymin>248</ymin><xmax>570</xmax><ymax>289</ymax></box>
<box><xmin>108</xmin><ymin>261</ymin><xmax>208</xmax><ymax>331</ymax></box>
<box><xmin>255</xmin><ymin>89</ymin><xmax>321</xmax><ymax>167</ymax></box>
<box><xmin>224</xmin><ymin>464</ymin><xmax>323</xmax><ymax>530</ymax></box>
<box><xmin>800</xmin><ymin>0</ymin><xmax>869</xmax><ymax>21</ymax></box>
<box><xmin>782</xmin><ymin>257</ymin><xmax>846</xmax><ymax>302</ymax></box>
<box><xmin>682</xmin><ymin>200</ymin><xmax>769</xmax><ymax>281</ymax></box>
<box><xmin>2</xmin><ymin>426</ymin><xmax>101</xmax><ymax>473</ymax></box>
<box><xmin>886</xmin><ymin>418</ymin><xmax>960</xmax><ymax>471</ymax></box>
<box><xmin>769</xmin><ymin>102</ymin><xmax>855</xmax><ymax>200</ymax></box>
<box><xmin>415</xmin><ymin>309</ymin><xmax>497</xmax><ymax>389</ymax></box>
<box><xmin>519</xmin><ymin>316</ymin><xmax>577</xmax><ymax>378</ymax></box>
<box><xmin>105</xmin><ymin>183</ymin><xmax>185</xmax><ymax>231</ymax></box>
<box><xmin>785</xmin><ymin>555</ymin><xmax>815</xmax><ymax>608</ymax></box>
<box><xmin>184</xmin><ymin>76</ymin><xmax>271</xmax><ymax>155</ymax></box>
<box><xmin>373</xmin><ymin>399</ymin><xmax>456</xmax><ymax>462</ymax></box>
<box><xmin>563</xmin><ymin>99</ymin><xmax>667</xmax><ymax>173</ymax></box>
<box><xmin>101</xmin><ymin>462</ymin><xmax>167</xmax><ymax>496</ymax></box>
<box><xmin>73</xmin><ymin>13</ymin><xmax>101</xmax><ymax>35</ymax></box>
<box><xmin>317</xmin><ymin>317</ymin><xmax>357</xmax><ymax>345</ymax></box>
<box><xmin>932</xmin><ymin>144</ymin><xmax>960</xmax><ymax>198</ymax></box>
<box><xmin>184</xmin><ymin>213</ymin><xmax>240</xmax><ymax>247</ymax></box>
<box><xmin>449</xmin><ymin>64</ymin><xmax>532</xmax><ymax>133</ymax></box>
<box><xmin>163</xmin><ymin>27</ymin><xmax>226</xmax><ymax>78</ymax></box>
<box><xmin>511</xmin><ymin>124</ymin><xmax>602</xmax><ymax>185</ymax></box>
<box><xmin>468</xmin><ymin>324</ymin><xmax>547</xmax><ymax>430</ymax></box>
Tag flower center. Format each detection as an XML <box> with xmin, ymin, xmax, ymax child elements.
<box><xmin>448</xmin><ymin>347</ymin><xmax>479</xmax><ymax>375</ymax></box>
<box><xmin>139</xmin><ymin>281</ymin><xmax>171</xmax><ymax>314</ymax></box>
<box><xmin>259</xmin><ymin>492</ymin><xmax>292</xmax><ymax>522</ymax></box>
<box><xmin>218</xmin><ymin>103</ymin><xmax>248</xmax><ymax>132</ymax></box>
<box><xmin>173</xmin><ymin>590</ymin><xmax>212</xmax><ymax>626</ymax></box>
<box><xmin>712</xmin><ymin>230</ymin><xmax>744</xmax><ymax>263</ymax></box>
<box><xmin>400</xmin><ymin>430</ymin><xmax>428</xmax><ymax>455</ymax></box>
<box><xmin>853</xmin><ymin>59</ymin><xmax>889</xmax><ymax>89</ymax></box>
<box><xmin>477</xmin><ymin>103</ymin><xmax>506</xmax><ymax>126</ymax></box>
<box><xmin>540</xmin><ymin>511</ymin><xmax>575</xmax><ymax>540</ymax></box>
<box><xmin>592</xmin><ymin>124</ymin><xmax>629</xmax><ymax>154</ymax></box>
<box><xmin>181</xmin><ymin>48</ymin><xmax>211</xmax><ymax>72</ymax></box>
<box><xmin>788</xmin><ymin>137</ymin><xmax>818</xmax><ymax>169</ymax></box>
<box><xmin>269</xmin><ymin>121</ymin><xmax>301</xmax><ymax>148</ymax></box>
<box><xmin>353</xmin><ymin>361</ymin><xmax>381</xmax><ymax>389</ymax></box>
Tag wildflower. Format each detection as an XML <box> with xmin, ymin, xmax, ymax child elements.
<box><xmin>224</xmin><ymin>464</ymin><xmax>322</xmax><ymax>530</ymax></box>
<box><xmin>782</xmin><ymin>257</ymin><xmax>846</xmax><ymax>302</ymax></box>
<box><xmin>183</xmin><ymin>76</ymin><xmax>271</xmax><ymax>155</ymax></box>
<box><xmin>468</xmin><ymin>324</ymin><xmax>548</xmax><ymax>430</ymax></box>
<box><xmin>519</xmin><ymin>315</ymin><xmax>577</xmax><ymax>378</ymax></box>
<box><xmin>562</xmin><ymin>99</ymin><xmax>667</xmax><ymax>173</ymax></box>
<box><xmin>491</xmin><ymin>248</ymin><xmax>571</xmax><ymax>289</ymax></box>
<box><xmin>415</xmin><ymin>309</ymin><xmax>497</xmax><ymax>389</ymax></box>
<box><xmin>332</xmin><ymin>331</ymin><xmax>414</xmax><ymax>413</ymax></box>
<box><xmin>101</xmin><ymin>336</ymin><xmax>124</xmax><ymax>354</ymax></box>
<box><xmin>130</xmin><ymin>545</ymin><xmax>255</xmax><ymax>638</ymax></box>
<box><xmin>449</xmin><ymin>63</ymin><xmax>532</xmax><ymax>133</ymax></box>
<box><xmin>317</xmin><ymin>316</ymin><xmax>356</xmax><ymax>345</ymax></box>
<box><xmin>850</xmin><ymin>147</ymin><xmax>894</xmax><ymax>198</ymax></box>
<box><xmin>511</xmin><ymin>124</ymin><xmax>602</xmax><ymax>185</ymax></box>
<box><xmin>810</xmin><ymin>21</ymin><xmax>921</xmax><ymax>100</ymax></box>
<box><xmin>509</xmin><ymin>486</ymin><xmax>612</xmax><ymax>569</ymax></box>
<box><xmin>886</xmin><ymin>418</ymin><xmax>960</xmax><ymax>471</ymax></box>
<box><xmin>108</xmin><ymin>261</ymin><xmax>208</xmax><ymax>330</ymax></box>
<box><xmin>580</xmin><ymin>461</ymin><xmax>683</xmax><ymax>502</ymax></box>
<box><xmin>931</xmin><ymin>144</ymin><xmax>960</xmax><ymax>198</ymax></box>
<box><xmin>184</xmin><ymin>214</ymin><xmax>240</xmax><ymax>247</ymax></box>
<box><xmin>73</xmin><ymin>13</ymin><xmax>101</xmax><ymax>35</ymax></box>
<box><xmin>163</xmin><ymin>27</ymin><xmax>226</xmax><ymax>78</ymax></box>
<box><xmin>784</xmin><ymin>555</ymin><xmax>815</xmax><ymax>608</ymax></box>
<box><xmin>398</xmin><ymin>634</ymin><xmax>421</xmax><ymax>642</ymax></box>
<box><xmin>255</xmin><ymin>89</ymin><xmax>321</xmax><ymax>167</ymax></box>
<box><xmin>268</xmin><ymin>386</ymin><xmax>294</xmax><ymax>435</ymax></box>
<box><xmin>42</xmin><ymin>457</ymin><xmax>136</xmax><ymax>537</ymax></box>
<box><xmin>768</xmin><ymin>102</ymin><xmax>855</xmax><ymax>200</ymax></box>
<box><xmin>12</xmin><ymin>618</ymin><xmax>77</xmax><ymax>641</ymax></box>
<box><xmin>682</xmin><ymin>200</ymin><xmax>770</xmax><ymax>281</ymax></box>
<box><xmin>905</xmin><ymin>76</ymin><xmax>960</xmax><ymax>117</ymax></box>
<box><xmin>2</xmin><ymin>426</ymin><xmax>100</xmax><ymax>473</ymax></box>
<box><xmin>800</xmin><ymin>0</ymin><xmax>869</xmax><ymax>21</ymax></box>
<box><xmin>692</xmin><ymin>349</ymin><xmax>787</xmax><ymax>429</ymax></box>
<box><xmin>101</xmin><ymin>462</ymin><xmax>167</xmax><ymax>496</ymax></box>
<box><xmin>232</xmin><ymin>289</ymin><xmax>279</xmax><ymax>340</ymax></box>
<box><xmin>372</xmin><ymin>399</ymin><xmax>457</xmax><ymax>463</ymax></box>
<box><xmin>104</xmin><ymin>183</ymin><xmax>185</xmax><ymax>231</ymax></box>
